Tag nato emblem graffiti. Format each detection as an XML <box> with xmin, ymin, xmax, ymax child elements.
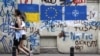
<box><xmin>65</xmin><ymin>6</ymin><xmax>87</xmax><ymax>20</ymax></box>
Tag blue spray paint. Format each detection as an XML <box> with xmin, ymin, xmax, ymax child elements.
<box><xmin>0</xmin><ymin>5</ymin><xmax>5</xmax><ymax>17</ymax></box>
<box><xmin>28</xmin><ymin>33</ymin><xmax>40</xmax><ymax>48</ymax></box>
<box><xmin>0</xmin><ymin>0</ymin><xmax>16</xmax><ymax>53</ymax></box>
<box><xmin>25</xmin><ymin>22</ymin><xmax>30</xmax><ymax>28</ymax></box>
<box><xmin>0</xmin><ymin>35</ymin><xmax>11</xmax><ymax>53</ymax></box>
<box><xmin>70</xmin><ymin>32</ymin><xmax>80</xmax><ymax>40</ymax></box>
<box><xmin>0</xmin><ymin>10</ymin><xmax>14</xmax><ymax>35</ymax></box>
<box><xmin>0</xmin><ymin>0</ymin><xmax>16</xmax><ymax>35</ymax></box>
<box><xmin>41</xmin><ymin>20</ymin><xmax>56</xmax><ymax>32</ymax></box>
<box><xmin>3</xmin><ymin>0</ymin><xmax>15</xmax><ymax>7</ymax></box>
<box><xmin>84</xmin><ymin>21</ymin><xmax>100</xmax><ymax>27</ymax></box>
<box><xmin>70</xmin><ymin>32</ymin><xmax>93</xmax><ymax>40</ymax></box>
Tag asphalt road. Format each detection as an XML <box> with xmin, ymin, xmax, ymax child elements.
<box><xmin>0</xmin><ymin>54</ymin><xmax>100</xmax><ymax>56</ymax></box>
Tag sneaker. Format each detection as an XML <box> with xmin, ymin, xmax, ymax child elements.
<box><xmin>26</xmin><ymin>54</ymin><xmax>30</xmax><ymax>56</ymax></box>
<box><xmin>30</xmin><ymin>51</ymin><xmax>33</xmax><ymax>54</ymax></box>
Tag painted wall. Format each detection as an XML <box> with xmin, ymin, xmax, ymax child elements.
<box><xmin>0</xmin><ymin>0</ymin><xmax>40</xmax><ymax>54</ymax></box>
<box><xmin>57</xmin><ymin>2</ymin><xmax>99</xmax><ymax>53</ymax></box>
<box><xmin>0</xmin><ymin>0</ymin><xmax>16</xmax><ymax>53</ymax></box>
<box><xmin>0</xmin><ymin>0</ymin><xmax>99</xmax><ymax>54</ymax></box>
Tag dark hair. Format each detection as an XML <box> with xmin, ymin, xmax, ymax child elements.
<box><xmin>15</xmin><ymin>9</ymin><xmax>26</xmax><ymax>21</ymax></box>
<box><xmin>15</xmin><ymin>9</ymin><xmax>21</xmax><ymax>16</ymax></box>
<box><xmin>20</xmin><ymin>12</ymin><xmax>26</xmax><ymax>22</ymax></box>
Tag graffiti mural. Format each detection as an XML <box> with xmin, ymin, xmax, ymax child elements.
<box><xmin>0</xmin><ymin>0</ymin><xmax>99</xmax><ymax>54</ymax></box>
<box><xmin>0</xmin><ymin>0</ymin><xmax>16</xmax><ymax>53</ymax></box>
<box><xmin>56</xmin><ymin>2</ymin><xmax>99</xmax><ymax>53</ymax></box>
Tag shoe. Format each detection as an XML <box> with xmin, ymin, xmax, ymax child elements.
<box><xmin>26</xmin><ymin>54</ymin><xmax>30</xmax><ymax>56</ymax></box>
<box><xmin>26</xmin><ymin>53</ymin><xmax>30</xmax><ymax>56</ymax></box>
<box><xmin>30</xmin><ymin>51</ymin><xmax>33</xmax><ymax>54</ymax></box>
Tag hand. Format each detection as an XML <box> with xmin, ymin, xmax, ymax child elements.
<box><xmin>22</xmin><ymin>27</ymin><xmax>26</xmax><ymax>30</ymax></box>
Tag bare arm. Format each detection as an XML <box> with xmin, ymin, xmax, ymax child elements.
<box><xmin>10</xmin><ymin>17</ymin><xmax>23</xmax><ymax>30</ymax></box>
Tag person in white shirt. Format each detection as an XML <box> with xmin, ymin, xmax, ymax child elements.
<box><xmin>10</xmin><ymin>9</ymin><xmax>31</xmax><ymax>56</ymax></box>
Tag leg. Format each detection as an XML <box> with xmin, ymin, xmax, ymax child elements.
<box><xmin>18</xmin><ymin>45</ymin><xmax>29</xmax><ymax>55</ymax></box>
<box><xmin>16</xmin><ymin>49</ymin><xmax>19</xmax><ymax>56</ymax></box>
<box><xmin>20</xmin><ymin>40</ymin><xmax>30</xmax><ymax>53</ymax></box>
<box><xmin>13</xmin><ymin>38</ymin><xmax>19</xmax><ymax>56</ymax></box>
<box><xmin>20</xmin><ymin>35</ymin><xmax>31</xmax><ymax>53</ymax></box>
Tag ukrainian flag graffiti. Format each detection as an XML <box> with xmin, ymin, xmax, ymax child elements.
<box><xmin>25</xmin><ymin>12</ymin><xmax>39</xmax><ymax>22</ymax></box>
<box><xmin>18</xmin><ymin>4</ymin><xmax>39</xmax><ymax>22</ymax></box>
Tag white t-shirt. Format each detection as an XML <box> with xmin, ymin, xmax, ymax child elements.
<box><xmin>20</xmin><ymin>21</ymin><xmax>26</xmax><ymax>35</ymax></box>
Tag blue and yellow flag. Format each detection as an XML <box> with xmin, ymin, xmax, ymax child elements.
<box><xmin>18</xmin><ymin>4</ymin><xmax>40</xmax><ymax>22</ymax></box>
<box><xmin>25</xmin><ymin>12</ymin><xmax>39</xmax><ymax>22</ymax></box>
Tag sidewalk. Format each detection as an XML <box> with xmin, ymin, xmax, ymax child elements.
<box><xmin>0</xmin><ymin>54</ymin><xmax>100</xmax><ymax>56</ymax></box>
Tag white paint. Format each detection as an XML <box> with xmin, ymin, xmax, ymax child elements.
<box><xmin>17</xmin><ymin>0</ymin><xmax>39</xmax><ymax>4</ymax></box>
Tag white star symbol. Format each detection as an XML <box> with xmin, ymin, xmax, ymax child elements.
<box><xmin>72</xmin><ymin>9</ymin><xmax>79</xmax><ymax>17</ymax></box>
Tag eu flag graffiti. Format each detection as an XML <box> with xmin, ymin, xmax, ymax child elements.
<box><xmin>41</xmin><ymin>5</ymin><xmax>62</xmax><ymax>20</ymax></box>
<box><xmin>65</xmin><ymin>6</ymin><xmax>87</xmax><ymax>20</ymax></box>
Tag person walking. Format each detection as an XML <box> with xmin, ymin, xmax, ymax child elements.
<box><xmin>10</xmin><ymin>9</ymin><xmax>31</xmax><ymax>56</ymax></box>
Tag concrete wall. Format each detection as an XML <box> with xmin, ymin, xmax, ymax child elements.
<box><xmin>98</xmin><ymin>1</ymin><xmax>100</xmax><ymax>54</ymax></box>
<box><xmin>0</xmin><ymin>0</ymin><xmax>40</xmax><ymax>54</ymax></box>
<box><xmin>57</xmin><ymin>2</ymin><xmax>99</xmax><ymax>53</ymax></box>
<box><xmin>0</xmin><ymin>0</ymin><xmax>100</xmax><ymax>54</ymax></box>
<box><xmin>40</xmin><ymin>0</ymin><xmax>99</xmax><ymax>53</ymax></box>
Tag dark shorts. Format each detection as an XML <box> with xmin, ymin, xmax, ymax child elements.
<box><xmin>21</xmin><ymin>34</ymin><xmax>26</xmax><ymax>40</ymax></box>
<box><xmin>13</xmin><ymin>37</ymin><xmax>21</xmax><ymax>48</ymax></box>
<box><xmin>13</xmin><ymin>35</ymin><xmax>26</xmax><ymax>46</ymax></box>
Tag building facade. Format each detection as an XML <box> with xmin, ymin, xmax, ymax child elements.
<box><xmin>0</xmin><ymin>0</ymin><xmax>100</xmax><ymax>54</ymax></box>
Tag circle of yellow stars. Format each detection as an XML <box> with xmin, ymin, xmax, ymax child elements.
<box><xmin>45</xmin><ymin>7</ymin><xmax>58</xmax><ymax>19</ymax></box>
